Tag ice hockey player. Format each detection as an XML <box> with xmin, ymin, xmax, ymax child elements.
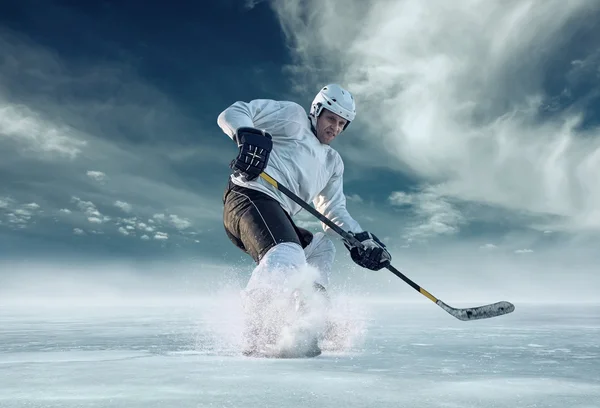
<box><xmin>217</xmin><ymin>84</ymin><xmax>392</xmax><ymax>356</ymax></box>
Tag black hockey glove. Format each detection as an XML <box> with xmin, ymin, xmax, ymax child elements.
<box><xmin>230</xmin><ymin>127</ymin><xmax>273</xmax><ymax>181</ymax></box>
<box><xmin>344</xmin><ymin>231</ymin><xmax>391</xmax><ymax>271</ymax></box>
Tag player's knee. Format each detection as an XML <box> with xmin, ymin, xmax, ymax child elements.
<box><xmin>261</xmin><ymin>242</ymin><xmax>306</xmax><ymax>269</ymax></box>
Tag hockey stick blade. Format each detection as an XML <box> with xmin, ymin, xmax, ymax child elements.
<box><xmin>385</xmin><ymin>265</ymin><xmax>515</xmax><ymax>321</ymax></box>
<box><xmin>436</xmin><ymin>300</ymin><xmax>515</xmax><ymax>321</ymax></box>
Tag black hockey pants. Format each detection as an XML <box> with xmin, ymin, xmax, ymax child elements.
<box><xmin>222</xmin><ymin>179</ymin><xmax>313</xmax><ymax>264</ymax></box>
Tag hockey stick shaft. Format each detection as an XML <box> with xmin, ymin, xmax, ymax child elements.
<box><xmin>258</xmin><ymin>172</ymin><xmax>515</xmax><ymax>321</ymax></box>
<box><xmin>259</xmin><ymin>172</ymin><xmax>438</xmax><ymax>303</ymax></box>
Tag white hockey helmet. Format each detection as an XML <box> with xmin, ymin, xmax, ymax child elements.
<box><xmin>309</xmin><ymin>84</ymin><xmax>356</xmax><ymax>131</ymax></box>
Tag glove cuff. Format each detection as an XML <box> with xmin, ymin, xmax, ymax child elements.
<box><xmin>236</xmin><ymin>128</ymin><xmax>272</xmax><ymax>151</ymax></box>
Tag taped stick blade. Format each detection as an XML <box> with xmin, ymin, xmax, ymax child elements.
<box><xmin>437</xmin><ymin>300</ymin><xmax>515</xmax><ymax>321</ymax></box>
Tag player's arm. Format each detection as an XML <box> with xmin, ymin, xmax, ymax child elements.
<box><xmin>313</xmin><ymin>157</ymin><xmax>391</xmax><ymax>271</ymax></box>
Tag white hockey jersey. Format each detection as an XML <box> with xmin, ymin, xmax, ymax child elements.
<box><xmin>217</xmin><ymin>99</ymin><xmax>363</xmax><ymax>236</ymax></box>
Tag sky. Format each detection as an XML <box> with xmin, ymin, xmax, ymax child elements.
<box><xmin>1</xmin><ymin>0</ymin><xmax>600</xmax><ymax>304</ymax></box>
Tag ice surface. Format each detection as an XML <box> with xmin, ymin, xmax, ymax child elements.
<box><xmin>0</xmin><ymin>301</ymin><xmax>599</xmax><ymax>408</ymax></box>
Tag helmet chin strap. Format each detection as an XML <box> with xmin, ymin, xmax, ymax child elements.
<box><xmin>309</xmin><ymin>114</ymin><xmax>317</xmax><ymax>136</ymax></box>
<box><xmin>309</xmin><ymin>102</ymin><xmax>321</xmax><ymax>131</ymax></box>
<box><xmin>308</xmin><ymin>102</ymin><xmax>321</xmax><ymax>137</ymax></box>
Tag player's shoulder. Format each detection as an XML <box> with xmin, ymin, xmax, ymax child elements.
<box><xmin>277</xmin><ymin>100</ymin><xmax>309</xmax><ymax>118</ymax></box>
<box><xmin>326</xmin><ymin>145</ymin><xmax>344</xmax><ymax>170</ymax></box>
<box><xmin>245</xmin><ymin>99</ymin><xmax>307</xmax><ymax>122</ymax></box>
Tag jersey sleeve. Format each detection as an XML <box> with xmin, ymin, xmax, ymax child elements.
<box><xmin>217</xmin><ymin>99</ymin><xmax>284</xmax><ymax>143</ymax></box>
<box><xmin>313</xmin><ymin>155</ymin><xmax>363</xmax><ymax>236</ymax></box>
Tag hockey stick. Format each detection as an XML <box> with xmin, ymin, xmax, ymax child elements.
<box><xmin>258</xmin><ymin>172</ymin><xmax>515</xmax><ymax>321</ymax></box>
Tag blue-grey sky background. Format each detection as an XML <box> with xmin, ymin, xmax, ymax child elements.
<box><xmin>1</xmin><ymin>0</ymin><xmax>600</xmax><ymax>304</ymax></box>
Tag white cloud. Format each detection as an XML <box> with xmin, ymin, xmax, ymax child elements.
<box><xmin>1</xmin><ymin>199</ymin><xmax>51</xmax><ymax>231</ymax></box>
<box><xmin>515</xmin><ymin>248</ymin><xmax>534</xmax><ymax>254</ymax></box>
<box><xmin>273</xmin><ymin>0</ymin><xmax>600</xmax><ymax>232</ymax></box>
<box><xmin>141</xmin><ymin>234</ymin><xmax>150</xmax><ymax>241</ymax></box>
<box><xmin>118</xmin><ymin>227</ymin><xmax>129</xmax><ymax>236</ymax></box>
<box><xmin>59</xmin><ymin>208</ymin><xmax>71</xmax><ymax>214</ymax></box>
<box><xmin>154</xmin><ymin>232</ymin><xmax>168</xmax><ymax>240</ymax></box>
<box><xmin>72</xmin><ymin>197</ymin><xmax>101</xmax><ymax>217</ymax></box>
<box><xmin>7</xmin><ymin>213</ymin><xmax>26</xmax><ymax>225</ymax></box>
<box><xmin>169</xmin><ymin>214</ymin><xmax>191</xmax><ymax>230</ymax></box>
<box><xmin>114</xmin><ymin>200</ymin><xmax>132</xmax><ymax>213</ymax></box>
<box><xmin>120</xmin><ymin>217</ymin><xmax>137</xmax><ymax>225</ymax></box>
<box><xmin>245</xmin><ymin>0</ymin><xmax>265</xmax><ymax>10</ymax></box>
<box><xmin>567</xmin><ymin>49</ymin><xmax>600</xmax><ymax>85</ymax></box>
<box><xmin>388</xmin><ymin>192</ymin><xmax>413</xmax><ymax>206</ymax></box>
<box><xmin>0</xmin><ymin>100</ymin><xmax>87</xmax><ymax>159</ymax></box>
<box><xmin>480</xmin><ymin>243</ymin><xmax>497</xmax><ymax>250</ymax></box>
<box><xmin>0</xmin><ymin>27</ymin><xmax>232</xmax><ymax>247</ymax></box>
<box><xmin>86</xmin><ymin>171</ymin><xmax>107</xmax><ymax>182</ymax></box>
<box><xmin>137</xmin><ymin>222</ymin><xmax>154</xmax><ymax>232</ymax></box>
<box><xmin>0</xmin><ymin>198</ymin><xmax>42</xmax><ymax>227</ymax></box>
<box><xmin>149</xmin><ymin>213</ymin><xmax>192</xmax><ymax>230</ymax></box>
<box><xmin>73</xmin><ymin>228</ymin><xmax>84</xmax><ymax>235</ymax></box>
<box><xmin>70</xmin><ymin>197</ymin><xmax>110</xmax><ymax>225</ymax></box>
<box><xmin>389</xmin><ymin>188</ymin><xmax>465</xmax><ymax>241</ymax></box>
<box><xmin>346</xmin><ymin>193</ymin><xmax>364</xmax><ymax>203</ymax></box>
<box><xmin>14</xmin><ymin>208</ymin><xmax>32</xmax><ymax>217</ymax></box>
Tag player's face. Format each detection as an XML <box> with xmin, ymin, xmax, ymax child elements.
<box><xmin>316</xmin><ymin>110</ymin><xmax>348</xmax><ymax>145</ymax></box>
